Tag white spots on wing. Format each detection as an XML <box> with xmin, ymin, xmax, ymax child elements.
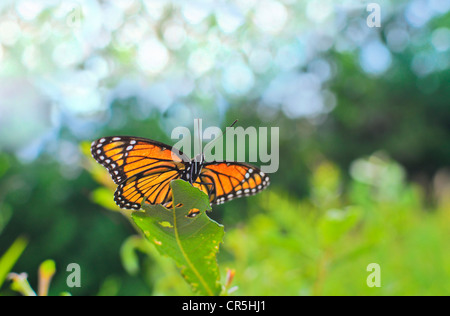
<box><xmin>112</xmin><ymin>137</ymin><xmax>121</xmax><ymax>141</ymax></box>
<box><xmin>111</xmin><ymin>163</ymin><xmax>116</xmax><ymax>168</ymax></box>
<box><xmin>236</xmin><ymin>190</ymin><xmax>242</xmax><ymax>195</ymax></box>
<box><xmin>227</xmin><ymin>194</ymin><xmax>233</xmax><ymax>199</ymax></box>
<box><xmin>244</xmin><ymin>189</ymin><xmax>250</xmax><ymax>194</ymax></box>
<box><xmin>262</xmin><ymin>176</ymin><xmax>270</xmax><ymax>187</ymax></box>
<box><xmin>130</xmin><ymin>140</ymin><xmax>137</xmax><ymax>145</ymax></box>
<box><xmin>249</xmin><ymin>168</ymin><xmax>253</xmax><ymax>173</ymax></box>
<box><xmin>99</xmin><ymin>138</ymin><xmax>106</xmax><ymax>143</ymax></box>
<box><xmin>126</xmin><ymin>145</ymin><xmax>134</xmax><ymax>151</ymax></box>
<box><xmin>105</xmin><ymin>159</ymin><xmax>111</xmax><ymax>163</ymax></box>
<box><xmin>114</xmin><ymin>170</ymin><xmax>119</xmax><ymax>175</ymax></box>
<box><xmin>99</xmin><ymin>155</ymin><xmax>105</xmax><ymax>160</ymax></box>
<box><xmin>96</xmin><ymin>149</ymin><xmax>101</xmax><ymax>154</ymax></box>
<box><xmin>245</xmin><ymin>172</ymin><xmax>250</xmax><ymax>179</ymax></box>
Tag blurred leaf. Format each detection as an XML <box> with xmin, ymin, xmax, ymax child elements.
<box><xmin>8</xmin><ymin>273</ymin><xmax>36</xmax><ymax>296</ymax></box>
<box><xmin>350</xmin><ymin>152</ymin><xmax>407</xmax><ymax>201</ymax></box>
<box><xmin>39</xmin><ymin>259</ymin><xmax>56</xmax><ymax>279</ymax></box>
<box><xmin>0</xmin><ymin>204</ymin><xmax>12</xmax><ymax>234</ymax></box>
<box><xmin>92</xmin><ymin>187</ymin><xmax>120</xmax><ymax>211</ymax></box>
<box><xmin>38</xmin><ymin>259</ymin><xmax>56</xmax><ymax>296</ymax></box>
<box><xmin>0</xmin><ymin>154</ymin><xmax>10</xmax><ymax>179</ymax></box>
<box><xmin>311</xmin><ymin>161</ymin><xmax>342</xmax><ymax>208</ymax></box>
<box><xmin>318</xmin><ymin>207</ymin><xmax>362</xmax><ymax>247</ymax></box>
<box><xmin>81</xmin><ymin>141</ymin><xmax>117</xmax><ymax>190</ymax></box>
<box><xmin>120</xmin><ymin>236</ymin><xmax>141</xmax><ymax>276</ymax></box>
<box><xmin>132</xmin><ymin>180</ymin><xmax>224</xmax><ymax>296</ymax></box>
<box><xmin>312</xmin><ymin>161</ymin><xmax>341</xmax><ymax>193</ymax></box>
<box><xmin>0</xmin><ymin>236</ymin><xmax>28</xmax><ymax>288</ymax></box>
<box><xmin>97</xmin><ymin>276</ymin><xmax>121</xmax><ymax>296</ymax></box>
<box><xmin>222</xmin><ymin>268</ymin><xmax>238</xmax><ymax>295</ymax></box>
<box><xmin>79</xmin><ymin>141</ymin><xmax>92</xmax><ymax>157</ymax></box>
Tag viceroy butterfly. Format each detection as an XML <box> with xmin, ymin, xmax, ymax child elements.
<box><xmin>91</xmin><ymin>136</ymin><xmax>270</xmax><ymax>210</ymax></box>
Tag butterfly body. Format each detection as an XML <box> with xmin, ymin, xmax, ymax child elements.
<box><xmin>181</xmin><ymin>154</ymin><xmax>204</xmax><ymax>184</ymax></box>
<box><xmin>91</xmin><ymin>136</ymin><xmax>270</xmax><ymax>210</ymax></box>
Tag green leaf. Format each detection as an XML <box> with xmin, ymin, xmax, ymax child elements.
<box><xmin>92</xmin><ymin>187</ymin><xmax>120</xmax><ymax>211</ymax></box>
<box><xmin>318</xmin><ymin>207</ymin><xmax>362</xmax><ymax>246</ymax></box>
<box><xmin>120</xmin><ymin>236</ymin><xmax>141</xmax><ymax>276</ymax></box>
<box><xmin>0</xmin><ymin>236</ymin><xmax>28</xmax><ymax>288</ymax></box>
<box><xmin>132</xmin><ymin>180</ymin><xmax>224</xmax><ymax>296</ymax></box>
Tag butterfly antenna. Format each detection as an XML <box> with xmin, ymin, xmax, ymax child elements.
<box><xmin>197</xmin><ymin>118</ymin><xmax>202</xmax><ymax>156</ymax></box>
<box><xmin>203</xmin><ymin>119</ymin><xmax>238</xmax><ymax>154</ymax></box>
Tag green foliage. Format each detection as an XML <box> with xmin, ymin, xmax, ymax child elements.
<box><xmin>92</xmin><ymin>187</ymin><xmax>122</xmax><ymax>212</ymax></box>
<box><xmin>132</xmin><ymin>180</ymin><xmax>224</xmax><ymax>296</ymax></box>
<box><xmin>318</xmin><ymin>207</ymin><xmax>362</xmax><ymax>247</ymax></box>
<box><xmin>8</xmin><ymin>259</ymin><xmax>68</xmax><ymax>296</ymax></box>
<box><xmin>120</xmin><ymin>236</ymin><xmax>142</xmax><ymax>276</ymax></box>
<box><xmin>81</xmin><ymin>152</ymin><xmax>450</xmax><ymax>296</ymax></box>
<box><xmin>8</xmin><ymin>273</ymin><xmax>37</xmax><ymax>296</ymax></box>
<box><xmin>220</xmin><ymin>155</ymin><xmax>450</xmax><ymax>295</ymax></box>
<box><xmin>0</xmin><ymin>236</ymin><xmax>28</xmax><ymax>288</ymax></box>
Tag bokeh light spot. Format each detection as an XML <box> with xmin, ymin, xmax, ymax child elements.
<box><xmin>359</xmin><ymin>41</ymin><xmax>392</xmax><ymax>75</ymax></box>
<box><xmin>222</xmin><ymin>62</ymin><xmax>255</xmax><ymax>96</ymax></box>
<box><xmin>137</xmin><ymin>39</ymin><xmax>170</xmax><ymax>74</ymax></box>
<box><xmin>253</xmin><ymin>0</ymin><xmax>288</xmax><ymax>34</ymax></box>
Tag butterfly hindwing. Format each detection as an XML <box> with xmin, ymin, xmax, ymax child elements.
<box><xmin>195</xmin><ymin>162</ymin><xmax>270</xmax><ymax>205</ymax></box>
<box><xmin>114</xmin><ymin>169</ymin><xmax>179</xmax><ymax>210</ymax></box>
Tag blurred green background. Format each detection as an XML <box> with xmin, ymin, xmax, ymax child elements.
<box><xmin>0</xmin><ymin>0</ymin><xmax>449</xmax><ymax>296</ymax></box>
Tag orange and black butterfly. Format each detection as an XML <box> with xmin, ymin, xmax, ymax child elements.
<box><xmin>90</xmin><ymin>136</ymin><xmax>270</xmax><ymax>210</ymax></box>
